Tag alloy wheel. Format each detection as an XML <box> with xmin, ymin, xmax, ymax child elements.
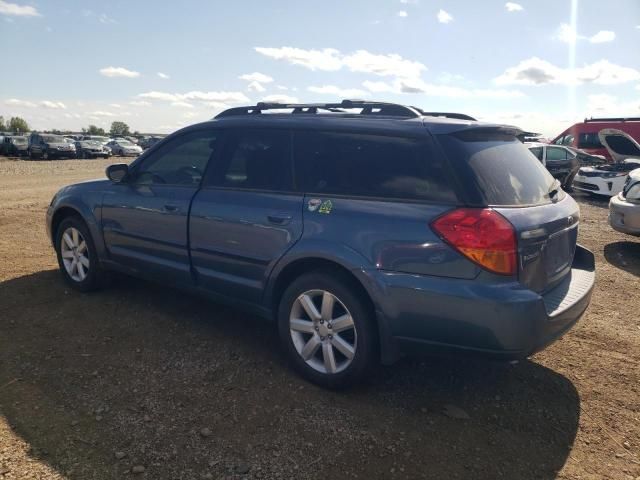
<box><xmin>60</xmin><ymin>227</ymin><xmax>90</xmax><ymax>282</ymax></box>
<box><xmin>289</xmin><ymin>289</ymin><xmax>357</xmax><ymax>374</ymax></box>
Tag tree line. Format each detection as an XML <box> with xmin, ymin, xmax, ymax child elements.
<box><xmin>0</xmin><ymin>116</ymin><xmax>135</xmax><ymax>137</ymax></box>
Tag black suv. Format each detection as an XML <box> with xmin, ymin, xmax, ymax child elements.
<box><xmin>29</xmin><ymin>133</ymin><xmax>76</xmax><ymax>160</ymax></box>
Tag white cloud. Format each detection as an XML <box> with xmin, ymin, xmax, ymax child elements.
<box><xmin>308</xmin><ymin>85</ymin><xmax>369</xmax><ymax>98</ymax></box>
<box><xmin>109</xmin><ymin>103</ymin><xmax>122</xmax><ymax>108</ymax></box>
<box><xmin>437</xmin><ymin>9</ymin><xmax>453</xmax><ymax>24</ymax></box>
<box><xmin>40</xmin><ymin>100</ymin><xmax>66</xmax><ymax>109</ymax></box>
<box><xmin>505</xmin><ymin>2</ymin><xmax>523</xmax><ymax>12</ymax></box>
<box><xmin>99</xmin><ymin>66</ymin><xmax>140</xmax><ymax>78</ymax></box>
<box><xmin>344</xmin><ymin>50</ymin><xmax>426</xmax><ymax>78</ymax></box>
<box><xmin>276</xmin><ymin>85</ymin><xmax>289</xmax><ymax>91</ymax></box>
<box><xmin>557</xmin><ymin>24</ymin><xmax>616</xmax><ymax>44</ymax></box>
<box><xmin>98</xmin><ymin>13</ymin><xmax>116</xmax><ymax>24</ymax></box>
<box><xmin>556</xmin><ymin>23</ymin><xmax>582</xmax><ymax>43</ymax></box>
<box><xmin>400</xmin><ymin>0</ymin><xmax>418</xmax><ymax>3</ymax></box>
<box><xmin>138</xmin><ymin>90</ymin><xmax>249</xmax><ymax>104</ymax></box>
<box><xmin>171</xmin><ymin>101</ymin><xmax>194</xmax><ymax>108</ymax></box>
<box><xmin>5</xmin><ymin>98</ymin><xmax>36</xmax><ymax>107</ymax></box>
<box><xmin>586</xmin><ymin>93</ymin><xmax>640</xmax><ymax>117</ymax></box>
<box><xmin>157</xmin><ymin>72</ymin><xmax>170</xmax><ymax>79</ymax></box>
<box><xmin>261</xmin><ymin>94</ymin><xmax>299</xmax><ymax>104</ymax></box>
<box><xmin>397</xmin><ymin>10</ymin><xmax>408</xmax><ymax>17</ymax></box>
<box><xmin>205</xmin><ymin>101</ymin><xmax>230</xmax><ymax>110</ymax></box>
<box><xmin>495</xmin><ymin>57</ymin><xmax>640</xmax><ymax>86</ymax></box>
<box><xmin>90</xmin><ymin>111</ymin><xmax>116</xmax><ymax>117</ymax></box>
<box><xmin>362</xmin><ymin>79</ymin><xmax>524</xmax><ymax>98</ymax></box>
<box><xmin>138</xmin><ymin>91</ymin><xmax>178</xmax><ymax>101</ymax></box>
<box><xmin>255</xmin><ymin>47</ymin><xmax>343</xmax><ymax>71</ymax></box>
<box><xmin>255</xmin><ymin>46</ymin><xmax>426</xmax><ymax>79</ymax></box>
<box><xmin>239</xmin><ymin>72</ymin><xmax>274</xmax><ymax>83</ymax></box>
<box><xmin>130</xmin><ymin>100</ymin><xmax>152</xmax><ymax>107</ymax></box>
<box><xmin>589</xmin><ymin>30</ymin><xmax>615</xmax><ymax>43</ymax></box>
<box><xmin>0</xmin><ymin>0</ymin><xmax>40</xmax><ymax>17</ymax></box>
<box><xmin>247</xmin><ymin>81</ymin><xmax>266</xmax><ymax>92</ymax></box>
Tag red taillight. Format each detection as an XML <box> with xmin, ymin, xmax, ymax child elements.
<box><xmin>431</xmin><ymin>208</ymin><xmax>517</xmax><ymax>275</ymax></box>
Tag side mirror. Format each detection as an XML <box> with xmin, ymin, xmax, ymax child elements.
<box><xmin>106</xmin><ymin>163</ymin><xmax>129</xmax><ymax>183</ymax></box>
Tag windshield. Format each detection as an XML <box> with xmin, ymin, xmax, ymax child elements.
<box><xmin>11</xmin><ymin>137</ymin><xmax>27</xmax><ymax>144</ymax></box>
<box><xmin>118</xmin><ymin>140</ymin><xmax>134</xmax><ymax>146</ymax></box>
<box><xmin>42</xmin><ymin>135</ymin><xmax>63</xmax><ymax>143</ymax></box>
<box><xmin>437</xmin><ymin>130</ymin><xmax>557</xmax><ymax>206</ymax></box>
<box><xmin>89</xmin><ymin>136</ymin><xmax>109</xmax><ymax>142</ymax></box>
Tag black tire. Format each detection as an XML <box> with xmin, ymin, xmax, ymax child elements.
<box><xmin>28</xmin><ymin>149</ymin><xmax>36</xmax><ymax>160</ymax></box>
<box><xmin>277</xmin><ymin>270</ymin><xmax>377</xmax><ymax>389</ymax></box>
<box><xmin>55</xmin><ymin>216</ymin><xmax>105</xmax><ymax>292</ymax></box>
<box><xmin>42</xmin><ymin>150</ymin><xmax>50</xmax><ymax>160</ymax></box>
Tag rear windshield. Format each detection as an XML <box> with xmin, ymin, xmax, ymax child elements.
<box><xmin>437</xmin><ymin>129</ymin><xmax>556</xmax><ymax>206</ymax></box>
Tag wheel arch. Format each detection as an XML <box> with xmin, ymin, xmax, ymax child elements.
<box><xmin>50</xmin><ymin>200</ymin><xmax>106</xmax><ymax>258</ymax></box>
<box><xmin>266</xmin><ymin>253</ymin><xmax>398</xmax><ymax>365</ymax></box>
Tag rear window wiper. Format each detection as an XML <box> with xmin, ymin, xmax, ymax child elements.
<box><xmin>548</xmin><ymin>179</ymin><xmax>561</xmax><ymax>201</ymax></box>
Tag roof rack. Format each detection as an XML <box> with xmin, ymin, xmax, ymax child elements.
<box><xmin>411</xmin><ymin>108</ymin><xmax>476</xmax><ymax>121</ymax></box>
<box><xmin>584</xmin><ymin>116</ymin><xmax>640</xmax><ymax>123</ymax></box>
<box><xmin>215</xmin><ymin>99</ymin><xmax>469</xmax><ymax>119</ymax></box>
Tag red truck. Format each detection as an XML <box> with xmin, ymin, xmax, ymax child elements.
<box><xmin>551</xmin><ymin>117</ymin><xmax>640</xmax><ymax>161</ymax></box>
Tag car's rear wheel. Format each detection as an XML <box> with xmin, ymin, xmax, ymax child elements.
<box><xmin>55</xmin><ymin>217</ymin><xmax>104</xmax><ymax>292</ymax></box>
<box><xmin>278</xmin><ymin>271</ymin><xmax>376</xmax><ymax>389</ymax></box>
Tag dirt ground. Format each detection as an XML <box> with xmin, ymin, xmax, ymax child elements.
<box><xmin>0</xmin><ymin>156</ymin><xmax>638</xmax><ymax>480</ymax></box>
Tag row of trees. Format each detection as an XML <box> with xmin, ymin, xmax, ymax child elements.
<box><xmin>1</xmin><ymin>116</ymin><xmax>135</xmax><ymax>137</ymax></box>
<box><xmin>0</xmin><ymin>116</ymin><xmax>30</xmax><ymax>133</ymax></box>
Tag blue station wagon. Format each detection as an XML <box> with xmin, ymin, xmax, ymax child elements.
<box><xmin>46</xmin><ymin>100</ymin><xmax>595</xmax><ymax>388</ymax></box>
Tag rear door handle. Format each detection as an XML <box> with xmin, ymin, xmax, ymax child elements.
<box><xmin>267</xmin><ymin>214</ymin><xmax>292</xmax><ymax>225</ymax></box>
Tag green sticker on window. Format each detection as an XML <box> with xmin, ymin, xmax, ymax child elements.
<box><xmin>318</xmin><ymin>199</ymin><xmax>333</xmax><ymax>214</ymax></box>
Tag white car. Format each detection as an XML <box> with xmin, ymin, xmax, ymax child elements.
<box><xmin>572</xmin><ymin>129</ymin><xmax>640</xmax><ymax>196</ymax></box>
<box><xmin>609</xmin><ymin>168</ymin><xmax>640</xmax><ymax>236</ymax></box>
<box><xmin>106</xmin><ymin>139</ymin><xmax>143</xmax><ymax>157</ymax></box>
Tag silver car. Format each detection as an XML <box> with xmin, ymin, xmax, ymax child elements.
<box><xmin>609</xmin><ymin>168</ymin><xmax>640</xmax><ymax>236</ymax></box>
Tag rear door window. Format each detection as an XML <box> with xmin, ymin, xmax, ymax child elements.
<box><xmin>206</xmin><ymin>129</ymin><xmax>293</xmax><ymax>191</ymax></box>
<box><xmin>292</xmin><ymin>131</ymin><xmax>457</xmax><ymax>203</ymax></box>
<box><xmin>546</xmin><ymin>146</ymin><xmax>568</xmax><ymax>161</ymax></box>
<box><xmin>437</xmin><ymin>129</ymin><xmax>557</xmax><ymax>206</ymax></box>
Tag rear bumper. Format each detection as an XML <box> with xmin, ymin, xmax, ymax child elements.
<box><xmin>609</xmin><ymin>194</ymin><xmax>640</xmax><ymax>236</ymax></box>
<box><xmin>376</xmin><ymin>245</ymin><xmax>595</xmax><ymax>361</ymax></box>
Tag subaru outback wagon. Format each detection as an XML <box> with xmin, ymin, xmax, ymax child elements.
<box><xmin>46</xmin><ymin>100</ymin><xmax>595</xmax><ymax>388</ymax></box>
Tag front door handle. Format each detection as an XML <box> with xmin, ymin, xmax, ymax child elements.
<box><xmin>163</xmin><ymin>204</ymin><xmax>180</xmax><ymax>212</ymax></box>
<box><xmin>267</xmin><ymin>214</ymin><xmax>292</xmax><ymax>225</ymax></box>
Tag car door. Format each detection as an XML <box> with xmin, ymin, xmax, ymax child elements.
<box><xmin>101</xmin><ymin>128</ymin><xmax>220</xmax><ymax>285</ymax></box>
<box><xmin>189</xmin><ymin>128</ymin><xmax>304</xmax><ymax>304</ymax></box>
<box><xmin>545</xmin><ymin>146</ymin><xmax>570</xmax><ymax>180</ymax></box>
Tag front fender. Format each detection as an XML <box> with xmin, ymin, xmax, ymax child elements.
<box><xmin>49</xmin><ymin>188</ymin><xmax>106</xmax><ymax>258</ymax></box>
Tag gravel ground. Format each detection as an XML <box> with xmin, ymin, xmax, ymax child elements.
<box><xmin>0</xmin><ymin>156</ymin><xmax>638</xmax><ymax>480</ymax></box>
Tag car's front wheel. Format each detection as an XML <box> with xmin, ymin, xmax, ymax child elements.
<box><xmin>278</xmin><ymin>271</ymin><xmax>377</xmax><ymax>389</ymax></box>
<box><xmin>55</xmin><ymin>217</ymin><xmax>104</xmax><ymax>292</ymax></box>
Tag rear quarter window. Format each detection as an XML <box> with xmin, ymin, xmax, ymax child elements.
<box><xmin>437</xmin><ymin>129</ymin><xmax>557</xmax><ymax>206</ymax></box>
<box><xmin>293</xmin><ymin>130</ymin><xmax>457</xmax><ymax>203</ymax></box>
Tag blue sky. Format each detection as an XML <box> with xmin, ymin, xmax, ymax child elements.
<box><xmin>1</xmin><ymin>0</ymin><xmax>639</xmax><ymax>136</ymax></box>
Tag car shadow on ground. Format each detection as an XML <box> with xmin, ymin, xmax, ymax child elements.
<box><xmin>604</xmin><ymin>241</ymin><xmax>640</xmax><ymax>277</ymax></box>
<box><xmin>0</xmin><ymin>270</ymin><xmax>580</xmax><ymax>480</ymax></box>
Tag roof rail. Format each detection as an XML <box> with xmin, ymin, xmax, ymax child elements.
<box><xmin>584</xmin><ymin>116</ymin><xmax>640</xmax><ymax>123</ymax></box>
<box><xmin>215</xmin><ymin>99</ymin><xmax>425</xmax><ymax>119</ymax></box>
<box><xmin>411</xmin><ymin>108</ymin><xmax>476</xmax><ymax>121</ymax></box>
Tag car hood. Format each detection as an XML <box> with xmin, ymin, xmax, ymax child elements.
<box><xmin>49</xmin><ymin>142</ymin><xmax>72</xmax><ymax>148</ymax></box>
<box><xmin>579</xmin><ymin>159</ymin><xmax>640</xmax><ymax>174</ymax></box>
<box><xmin>79</xmin><ymin>141</ymin><xmax>102</xmax><ymax>147</ymax></box>
<box><xmin>597</xmin><ymin>128</ymin><xmax>640</xmax><ymax>163</ymax></box>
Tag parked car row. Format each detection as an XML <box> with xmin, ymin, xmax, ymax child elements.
<box><xmin>0</xmin><ymin>133</ymin><xmax>144</xmax><ymax>159</ymax></box>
